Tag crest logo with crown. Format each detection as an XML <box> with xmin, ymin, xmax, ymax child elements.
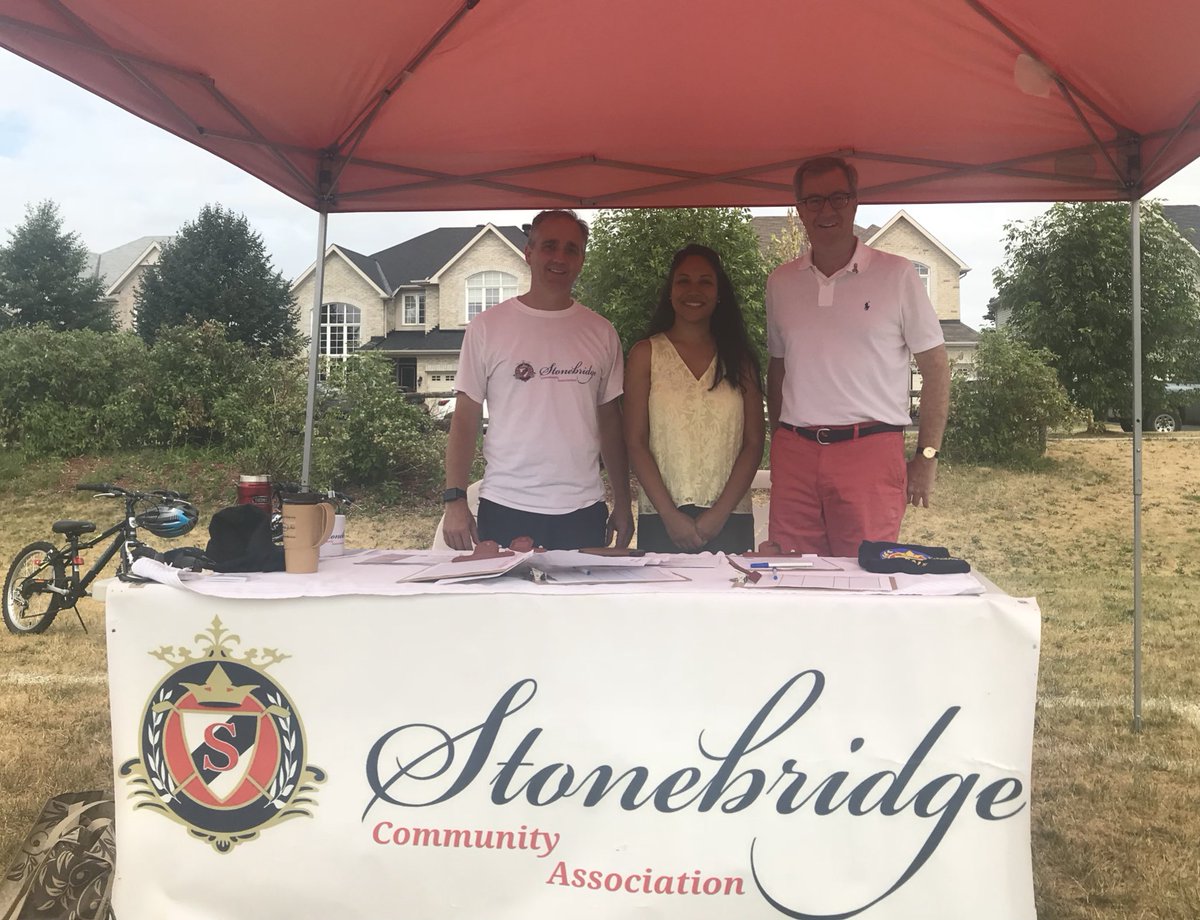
<box><xmin>120</xmin><ymin>617</ymin><xmax>326</xmax><ymax>852</ymax></box>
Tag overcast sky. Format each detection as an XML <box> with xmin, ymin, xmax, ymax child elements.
<box><xmin>3</xmin><ymin>48</ymin><xmax>1198</xmax><ymax>331</ymax></box>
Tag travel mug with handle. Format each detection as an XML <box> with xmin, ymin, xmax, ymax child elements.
<box><xmin>281</xmin><ymin>494</ymin><xmax>336</xmax><ymax>573</ymax></box>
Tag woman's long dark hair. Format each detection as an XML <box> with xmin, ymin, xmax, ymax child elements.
<box><xmin>645</xmin><ymin>244</ymin><xmax>762</xmax><ymax>392</ymax></box>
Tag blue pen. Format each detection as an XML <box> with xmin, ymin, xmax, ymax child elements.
<box><xmin>749</xmin><ymin>560</ymin><xmax>815</xmax><ymax>569</ymax></box>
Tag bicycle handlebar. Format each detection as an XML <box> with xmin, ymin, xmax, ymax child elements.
<box><xmin>74</xmin><ymin>483</ymin><xmax>191</xmax><ymax>501</ymax></box>
<box><xmin>150</xmin><ymin>489</ymin><xmax>191</xmax><ymax>501</ymax></box>
<box><xmin>273</xmin><ymin>482</ymin><xmax>355</xmax><ymax>506</ymax></box>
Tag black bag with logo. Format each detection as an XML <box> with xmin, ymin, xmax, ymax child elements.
<box><xmin>205</xmin><ymin>504</ymin><xmax>285</xmax><ymax>573</ymax></box>
<box><xmin>858</xmin><ymin>540</ymin><xmax>971</xmax><ymax>575</ymax></box>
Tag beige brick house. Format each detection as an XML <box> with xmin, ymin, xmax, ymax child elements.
<box><xmin>866</xmin><ymin>210</ymin><xmax>979</xmax><ymax>378</ymax></box>
<box><xmin>85</xmin><ymin>236</ymin><xmax>172</xmax><ymax>330</ymax></box>
<box><xmin>290</xmin><ymin>223</ymin><xmax>529</xmax><ymax>393</ymax></box>
<box><xmin>294</xmin><ymin>212</ymin><xmax>980</xmax><ymax>399</ymax></box>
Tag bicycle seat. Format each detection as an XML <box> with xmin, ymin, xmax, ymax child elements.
<box><xmin>52</xmin><ymin>520</ymin><xmax>96</xmax><ymax>536</ymax></box>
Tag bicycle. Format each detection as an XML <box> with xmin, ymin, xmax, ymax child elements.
<box><xmin>2</xmin><ymin>483</ymin><xmax>199</xmax><ymax>635</ymax></box>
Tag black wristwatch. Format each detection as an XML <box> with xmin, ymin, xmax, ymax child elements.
<box><xmin>442</xmin><ymin>487</ymin><xmax>468</xmax><ymax>503</ymax></box>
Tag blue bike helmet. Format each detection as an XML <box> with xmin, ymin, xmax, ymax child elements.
<box><xmin>136</xmin><ymin>500</ymin><xmax>200</xmax><ymax>538</ymax></box>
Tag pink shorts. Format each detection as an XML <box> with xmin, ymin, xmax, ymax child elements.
<box><xmin>768</xmin><ymin>427</ymin><xmax>907</xmax><ymax>556</ymax></box>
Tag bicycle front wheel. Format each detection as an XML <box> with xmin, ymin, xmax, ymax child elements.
<box><xmin>3</xmin><ymin>541</ymin><xmax>66</xmax><ymax>635</ymax></box>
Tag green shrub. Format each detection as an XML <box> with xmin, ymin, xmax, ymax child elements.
<box><xmin>222</xmin><ymin>358</ymin><xmax>309</xmax><ymax>481</ymax></box>
<box><xmin>312</xmin><ymin>355</ymin><xmax>443</xmax><ymax>497</ymax></box>
<box><xmin>138</xmin><ymin>323</ymin><xmax>263</xmax><ymax>447</ymax></box>
<box><xmin>0</xmin><ymin>325</ymin><xmax>443</xmax><ymax>498</ymax></box>
<box><xmin>943</xmin><ymin>329</ymin><xmax>1081</xmax><ymax>468</ymax></box>
<box><xmin>0</xmin><ymin>322</ymin><xmax>307</xmax><ymax>459</ymax></box>
<box><xmin>0</xmin><ymin>326</ymin><xmax>150</xmax><ymax>451</ymax></box>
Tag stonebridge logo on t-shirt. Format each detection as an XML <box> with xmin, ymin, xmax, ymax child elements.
<box><xmin>512</xmin><ymin>360</ymin><xmax>598</xmax><ymax>385</ymax></box>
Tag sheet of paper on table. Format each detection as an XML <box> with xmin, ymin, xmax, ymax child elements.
<box><xmin>396</xmin><ymin>551</ymin><xmax>533</xmax><ymax>583</ymax></box>
<box><xmin>727</xmin><ymin>554</ymin><xmax>846</xmax><ymax>572</ymax></box>
<box><xmin>535</xmin><ymin>550</ymin><xmax>650</xmax><ymax>569</ymax></box>
<box><xmin>356</xmin><ymin>551</ymin><xmax>456</xmax><ymax>565</ymax></box>
<box><xmin>746</xmin><ymin>572</ymin><xmax>898</xmax><ymax>591</ymax></box>
<box><xmin>645</xmin><ymin>553</ymin><xmax>723</xmax><ymax>568</ymax></box>
<box><xmin>535</xmin><ymin>566</ymin><xmax>691</xmax><ymax>585</ymax></box>
<box><xmin>538</xmin><ymin>550</ymin><xmax>721</xmax><ymax>569</ymax></box>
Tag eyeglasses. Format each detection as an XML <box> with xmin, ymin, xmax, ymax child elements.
<box><xmin>798</xmin><ymin>192</ymin><xmax>855</xmax><ymax>213</ymax></box>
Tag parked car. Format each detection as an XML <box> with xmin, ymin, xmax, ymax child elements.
<box><xmin>427</xmin><ymin>396</ymin><xmax>455</xmax><ymax>427</ymax></box>
<box><xmin>427</xmin><ymin>396</ymin><xmax>489</xmax><ymax>432</ymax></box>
<box><xmin>1115</xmin><ymin>383</ymin><xmax>1200</xmax><ymax>432</ymax></box>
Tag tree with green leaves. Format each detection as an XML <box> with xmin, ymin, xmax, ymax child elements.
<box><xmin>313</xmin><ymin>354</ymin><xmax>442</xmax><ymax>497</ymax></box>
<box><xmin>762</xmin><ymin>209</ymin><xmax>809</xmax><ymax>272</ymax></box>
<box><xmin>135</xmin><ymin>204</ymin><xmax>300</xmax><ymax>356</ymax></box>
<box><xmin>575</xmin><ymin>208</ymin><xmax>768</xmax><ymax>368</ymax></box>
<box><xmin>0</xmin><ymin>200</ymin><xmax>112</xmax><ymax>332</ymax></box>
<box><xmin>991</xmin><ymin>201</ymin><xmax>1200</xmax><ymax>425</ymax></box>
<box><xmin>943</xmin><ymin>329</ymin><xmax>1080</xmax><ymax>467</ymax></box>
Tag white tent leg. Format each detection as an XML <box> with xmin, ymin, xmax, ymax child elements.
<box><xmin>302</xmin><ymin>210</ymin><xmax>329</xmax><ymax>488</ymax></box>
<box><xmin>1130</xmin><ymin>198</ymin><xmax>1143</xmax><ymax>733</ymax></box>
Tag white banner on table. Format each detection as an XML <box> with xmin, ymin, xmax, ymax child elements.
<box><xmin>107</xmin><ymin>582</ymin><xmax>1039</xmax><ymax>920</ymax></box>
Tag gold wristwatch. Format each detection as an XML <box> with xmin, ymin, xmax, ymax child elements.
<box><xmin>918</xmin><ymin>446</ymin><xmax>940</xmax><ymax>460</ymax></box>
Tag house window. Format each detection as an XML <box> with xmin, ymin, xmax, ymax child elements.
<box><xmin>402</xmin><ymin>292</ymin><xmax>425</xmax><ymax>324</ymax></box>
<box><xmin>428</xmin><ymin>371</ymin><xmax>456</xmax><ymax>384</ymax></box>
<box><xmin>319</xmin><ymin>302</ymin><xmax>361</xmax><ymax>378</ymax></box>
<box><xmin>912</xmin><ymin>262</ymin><xmax>930</xmax><ymax>293</ymax></box>
<box><xmin>466</xmin><ymin>271</ymin><xmax>518</xmax><ymax>321</ymax></box>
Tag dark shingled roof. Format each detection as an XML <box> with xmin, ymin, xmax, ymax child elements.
<box><xmin>359</xmin><ymin>328</ymin><xmax>467</xmax><ymax>353</ymax></box>
<box><xmin>369</xmin><ymin>225</ymin><xmax>527</xmax><ymax>293</ymax></box>
<box><xmin>1163</xmin><ymin>204</ymin><xmax>1200</xmax><ymax>251</ymax></box>
<box><xmin>336</xmin><ymin>245</ymin><xmax>390</xmax><ymax>292</ymax></box>
<box><xmin>940</xmin><ymin>320</ymin><xmax>981</xmax><ymax>345</ymax></box>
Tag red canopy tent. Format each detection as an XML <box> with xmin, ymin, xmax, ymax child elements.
<box><xmin>3</xmin><ymin>0</ymin><xmax>1199</xmax><ymax>724</ymax></box>
<box><xmin>1</xmin><ymin>0</ymin><xmax>1197</xmax><ymax>210</ymax></box>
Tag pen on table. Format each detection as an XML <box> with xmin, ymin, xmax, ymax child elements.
<box><xmin>749</xmin><ymin>561</ymin><xmax>815</xmax><ymax>569</ymax></box>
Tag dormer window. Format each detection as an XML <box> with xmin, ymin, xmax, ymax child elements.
<box><xmin>466</xmin><ymin>271</ymin><xmax>518</xmax><ymax>321</ymax></box>
<box><xmin>403</xmin><ymin>292</ymin><xmax>426</xmax><ymax>324</ymax></box>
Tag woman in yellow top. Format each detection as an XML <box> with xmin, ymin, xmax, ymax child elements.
<box><xmin>624</xmin><ymin>244</ymin><xmax>765</xmax><ymax>553</ymax></box>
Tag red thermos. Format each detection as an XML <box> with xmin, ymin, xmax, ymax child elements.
<box><xmin>237</xmin><ymin>475</ymin><xmax>272</xmax><ymax>513</ymax></box>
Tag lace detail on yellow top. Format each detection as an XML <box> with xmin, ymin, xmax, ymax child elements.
<box><xmin>639</xmin><ymin>333</ymin><xmax>751</xmax><ymax>515</ymax></box>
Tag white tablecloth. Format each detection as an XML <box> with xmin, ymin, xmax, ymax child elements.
<box><xmin>106</xmin><ymin>571</ymin><xmax>1037</xmax><ymax>920</ymax></box>
<box><xmin>128</xmin><ymin>549</ymin><xmax>987</xmax><ymax>598</ymax></box>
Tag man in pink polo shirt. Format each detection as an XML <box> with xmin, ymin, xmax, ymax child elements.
<box><xmin>765</xmin><ymin>157</ymin><xmax>950</xmax><ymax>556</ymax></box>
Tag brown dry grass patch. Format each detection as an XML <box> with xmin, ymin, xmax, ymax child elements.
<box><xmin>2</xmin><ymin>436</ymin><xmax>1199</xmax><ymax>917</ymax></box>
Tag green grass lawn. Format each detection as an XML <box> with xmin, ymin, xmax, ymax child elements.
<box><xmin>1</xmin><ymin>437</ymin><xmax>1198</xmax><ymax>918</ymax></box>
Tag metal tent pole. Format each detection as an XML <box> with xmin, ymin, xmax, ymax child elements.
<box><xmin>301</xmin><ymin>210</ymin><xmax>329</xmax><ymax>488</ymax></box>
<box><xmin>1130</xmin><ymin>198</ymin><xmax>1143</xmax><ymax>733</ymax></box>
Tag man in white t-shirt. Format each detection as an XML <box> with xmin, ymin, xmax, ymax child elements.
<box><xmin>765</xmin><ymin>157</ymin><xmax>950</xmax><ymax>556</ymax></box>
<box><xmin>442</xmin><ymin>209</ymin><xmax>634</xmax><ymax>551</ymax></box>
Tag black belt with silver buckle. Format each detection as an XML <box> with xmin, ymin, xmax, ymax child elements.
<box><xmin>779</xmin><ymin>422</ymin><xmax>906</xmax><ymax>445</ymax></box>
